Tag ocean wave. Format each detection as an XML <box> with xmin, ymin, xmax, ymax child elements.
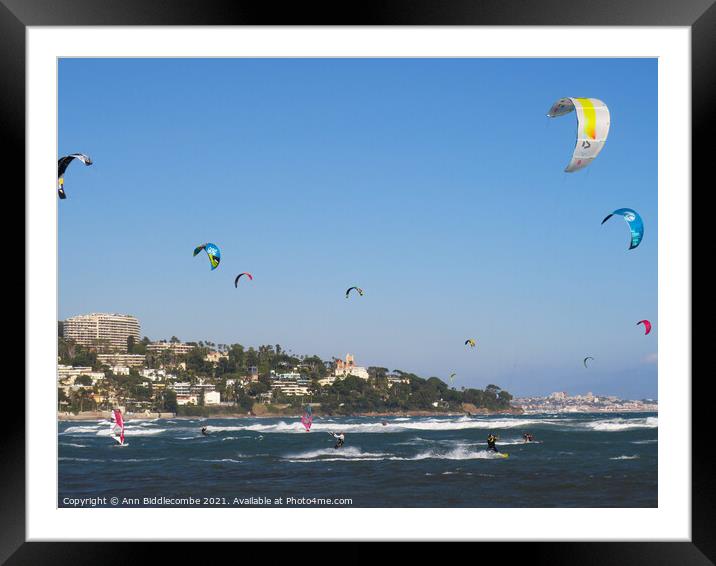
<box><xmin>396</xmin><ymin>447</ymin><xmax>508</xmax><ymax>461</ymax></box>
<box><xmin>63</xmin><ymin>423</ymin><xmax>168</xmax><ymax>437</ymax></box>
<box><xmin>59</xmin><ymin>457</ymin><xmax>105</xmax><ymax>462</ymax></box>
<box><xmin>62</xmin><ymin>425</ymin><xmax>104</xmax><ymax>434</ymax></box>
<box><xmin>284</xmin><ymin>447</ymin><xmax>388</xmax><ymax>461</ymax></box>
<box><xmin>585</xmin><ymin>417</ymin><xmax>658</xmax><ymax>432</ymax></box>
<box><xmin>490</xmin><ymin>438</ymin><xmax>543</xmax><ymax>445</ymax></box>
<box><xmin>59</xmin><ymin>442</ymin><xmax>88</xmax><ymax>448</ymax></box>
<box><xmin>610</xmin><ymin>455</ymin><xmax>640</xmax><ymax>460</ymax></box>
<box><xmin>396</xmin><ymin>437</ymin><xmax>434</xmax><ymax>446</ymax></box>
<box><xmin>189</xmin><ymin>458</ymin><xmax>242</xmax><ymax>464</ymax></box>
<box><xmin>631</xmin><ymin>439</ymin><xmax>658</xmax><ymax>444</ymax></box>
<box><xmin>94</xmin><ymin>428</ymin><xmax>167</xmax><ymax>437</ymax></box>
<box><xmin>205</xmin><ymin>417</ymin><xmax>551</xmax><ymax>434</ymax></box>
<box><xmin>111</xmin><ymin>458</ymin><xmax>169</xmax><ymax>463</ymax></box>
<box><xmin>284</xmin><ymin>445</ymin><xmax>509</xmax><ymax>462</ymax></box>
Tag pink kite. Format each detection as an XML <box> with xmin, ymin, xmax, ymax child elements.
<box><xmin>637</xmin><ymin>320</ymin><xmax>652</xmax><ymax>335</ymax></box>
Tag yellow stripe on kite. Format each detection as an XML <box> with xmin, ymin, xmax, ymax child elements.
<box><xmin>575</xmin><ymin>98</ymin><xmax>597</xmax><ymax>140</ymax></box>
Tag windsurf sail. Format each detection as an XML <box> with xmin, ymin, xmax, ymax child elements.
<box><xmin>301</xmin><ymin>406</ymin><xmax>313</xmax><ymax>432</ymax></box>
<box><xmin>111</xmin><ymin>408</ymin><xmax>125</xmax><ymax>445</ymax></box>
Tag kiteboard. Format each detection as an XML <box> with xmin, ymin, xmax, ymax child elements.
<box><xmin>497</xmin><ymin>453</ymin><xmax>509</xmax><ymax>459</ymax></box>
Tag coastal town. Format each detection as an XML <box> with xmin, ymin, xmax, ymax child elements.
<box><xmin>57</xmin><ymin>312</ymin><xmax>657</xmax><ymax>418</ymax></box>
<box><xmin>513</xmin><ymin>392</ymin><xmax>658</xmax><ymax>414</ymax></box>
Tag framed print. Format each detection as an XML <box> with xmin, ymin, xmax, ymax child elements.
<box><xmin>4</xmin><ymin>0</ymin><xmax>712</xmax><ymax>561</ymax></box>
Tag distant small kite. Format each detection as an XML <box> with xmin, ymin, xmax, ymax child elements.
<box><xmin>465</xmin><ymin>339</ymin><xmax>476</xmax><ymax>348</ymax></box>
<box><xmin>346</xmin><ymin>286</ymin><xmax>364</xmax><ymax>299</ymax></box>
<box><xmin>583</xmin><ymin>356</ymin><xmax>594</xmax><ymax>368</ymax></box>
<box><xmin>234</xmin><ymin>272</ymin><xmax>253</xmax><ymax>287</ymax></box>
<box><xmin>637</xmin><ymin>320</ymin><xmax>652</xmax><ymax>335</ymax></box>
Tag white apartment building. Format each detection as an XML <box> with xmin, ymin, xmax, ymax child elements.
<box><xmin>57</xmin><ymin>365</ymin><xmax>105</xmax><ymax>384</ymax></box>
<box><xmin>146</xmin><ymin>341</ymin><xmax>196</xmax><ymax>356</ymax></box>
<box><xmin>141</xmin><ymin>368</ymin><xmax>173</xmax><ymax>381</ymax></box>
<box><xmin>318</xmin><ymin>375</ymin><xmax>337</xmax><ymax>387</ymax></box>
<box><xmin>271</xmin><ymin>381</ymin><xmax>311</xmax><ymax>396</ymax></box>
<box><xmin>270</xmin><ymin>372</ymin><xmax>312</xmax><ymax>396</ymax></box>
<box><xmin>204</xmin><ymin>391</ymin><xmax>221</xmax><ymax>405</ymax></box>
<box><xmin>169</xmin><ymin>381</ymin><xmax>217</xmax><ymax>405</ymax></box>
<box><xmin>97</xmin><ymin>353</ymin><xmax>146</xmax><ymax>368</ymax></box>
<box><xmin>63</xmin><ymin>313</ymin><xmax>140</xmax><ymax>353</ymax></box>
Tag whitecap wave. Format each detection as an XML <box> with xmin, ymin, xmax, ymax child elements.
<box><xmin>206</xmin><ymin>417</ymin><xmax>550</xmax><ymax>434</ymax></box>
<box><xmin>610</xmin><ymin>455</ymin><xmax>640</xmax><ymax>460</ymax></box>
<box><xmin>586</xmin><ymin>417</ymin><xmax>657</xmax><ymax>432</ymax></box>
<box><xmin>395</xmin><ymin>447</ymin><xmax>508</xmax><ymax>461</ymax></box>
<box><xmin>94</xmin><ymin>427</ymin><xmax>166</xmax><ymax>437</ymax></box>
<box><xmin>112</xmin><ymin>458</ymin><xmax>169</xmax><ymax>463</ymax></box>
<box><xmin>284</xmin><ymin>447</ymin><xmax>388</xmax><ymax>461</ymax></box>
<box><xmin>190</xmin><ymin>458</ymin><xmax>242</xmax><ymax>464</ymax></box>
<box><xmin>62</xmin><ymin>425</ymin><xmax>104</xmax><ymax>434</ymax></box>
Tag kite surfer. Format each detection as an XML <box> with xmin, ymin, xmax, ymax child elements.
<box><xmin>329</xmin><ymin>432</ymin><xmax>345</xmax><ymax>449</ymax></box>
<box><xmin>201</xmin><ymin>426</ymin><xmax>209</xmax><ymax>436</ymax></box>
<box><xmin>522</xmin><ymin>432</ymin><xmax>534</xmax><ymax>443</ymax></box>
<box><xmin>487</xmin><ymin>433</ymin><xmax>500</xmax><ymax>453</ymax></box>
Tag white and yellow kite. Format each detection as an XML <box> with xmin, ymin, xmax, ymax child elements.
<box><xmin>547</xmin><ymin>98</ymin><xmax>610</xmax><ymax>172</ymax></box>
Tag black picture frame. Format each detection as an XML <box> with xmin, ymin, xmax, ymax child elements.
<box><xmin>4</xmin><ymin>0</ymin><xmax>711</xmax><ymax>562</ymax></box>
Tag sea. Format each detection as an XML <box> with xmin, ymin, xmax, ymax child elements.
<box><xmin>58</xmin><ymin>412</ymin><xmax>657</xmax><ymax>507</ymax></box>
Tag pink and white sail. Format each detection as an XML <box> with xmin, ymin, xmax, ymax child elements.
<box><xmin>301</xmin><ymin>414</ymin><xmax>312</xmax><ymax>432</ymax></box>
<box><xmin>110</xmin><ymin>408</ymin><xmax>125</xmax><ymax>445</ymax></box>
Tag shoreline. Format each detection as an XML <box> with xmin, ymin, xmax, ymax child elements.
<box><xmin>56</xmin><ymin>407</ymin><xmax>656</xmax><ymax>421</ymax></box>
<box><xmin>58</xmin><ymin>410</ymin><xmax>488</xmax><ymax>421</ymax></box>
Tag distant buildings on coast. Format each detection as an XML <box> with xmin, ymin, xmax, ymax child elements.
<box><xmin>514</xmin><ymin>391</ymin><xmax>658</xmax><ymax>413</ymax></box>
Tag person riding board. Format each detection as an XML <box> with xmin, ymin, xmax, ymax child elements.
<box><xmin>329</xmin><ymin>432</ymin><xmax>345</xmax><ymax>449</ymax></box>
<box><xmin>522</xmin><ymin>432</ymin><xmax>534</xmax><ymax>443</ymax></box>
<box><xmin>201</xmin><ymin>426</ymin><xmax>209</xmax><ymax>436</ymax></box>
<box><xmin>487</xmin><ymin>433</ymin><xmax>500</xmax><ymax>452</ymax></box>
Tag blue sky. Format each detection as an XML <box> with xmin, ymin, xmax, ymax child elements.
<box><xmin>58</xmin><ymin>58</ymin><xmax>657</xmax><ymax>398</ymax></box>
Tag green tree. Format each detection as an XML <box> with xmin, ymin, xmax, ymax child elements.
<box><xmin>163</xmin><ymin>389</ymin><xmax>178</xmax><ymax>413</ymax></box>
<box><xmin>75</xmin><ymin>375</ymin><xmax>93</xmax><ymax>387</ymax></box>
